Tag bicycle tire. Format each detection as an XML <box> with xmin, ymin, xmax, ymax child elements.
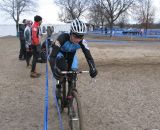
<box><xmin>56</xmin><ymin>91</ymin><xmax>63</xmax><ymax>113</ymax></box>
<box><xmin>68</xmin><ymin>90</ymin><xmax>84</xmax><ymax>130</ymax></box>
<box><xmin>56</xmin><ymin>79</ymin><xmax>66</xmax><ymax>113</ymax></box>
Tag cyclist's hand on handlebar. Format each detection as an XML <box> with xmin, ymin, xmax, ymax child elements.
<box><xmin>53</xmin><ymin>67</ymin><xmax>63</xmax><ymax>80</ymax></box>
<box><xmin>89</xmin><ymin>68</ymin><xmax>98</xmax><ymax>78</ymax></box>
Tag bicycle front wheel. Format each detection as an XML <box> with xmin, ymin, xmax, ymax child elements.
<box><xmin>68</xmin><ymin>91</ymin><xmax>84</xmax><ymax>130</ymax></box>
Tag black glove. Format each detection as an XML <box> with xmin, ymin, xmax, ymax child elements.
<box><xmin>90</xmin><ymin>67</ymin><xmax>98</xmax><ymax>78</ymax></box>
<box><xmin>53</xmin><ymin>67</ymin><xmax>63</xmax><ymax>80</ymax></box>
<box><xmin>53</xmin><ymin>57</ymin><xmax>67</xmax><ymax>80</ymax></box>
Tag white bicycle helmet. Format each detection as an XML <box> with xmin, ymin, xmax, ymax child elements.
<box><xmin>71</xmin><ymin>18</ymin><xmax>87</xmax><ymax>35</ymax></box>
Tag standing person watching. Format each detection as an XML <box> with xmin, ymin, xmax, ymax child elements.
<box><xmin>46</xmin><ymin>26</ymin><xmax>53</xmax><ymax>38</ymax></box>
<box><xmin>19</xmin><ymin>19</ymin><xmax>27</xmax><ymax>60</ymax></box>
<box><xmin>24</xmin><ymin>20</ymin><xmax>33</xmax><ymax>68</ymax></box>
<box><xmin>30</xmin><ymin>15</ymin><xmax>42</xmax><ymax>78</ymax></box>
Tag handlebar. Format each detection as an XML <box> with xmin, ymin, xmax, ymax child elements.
<box><xmin>61</xmin><ymin>70</ymin><xmax>89</xmax><ymax>74</ymax></box>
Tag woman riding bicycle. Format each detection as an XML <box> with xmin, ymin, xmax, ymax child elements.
<box><xmin>49</xmin><ymin>18</ymin><xmax>98</xmax><ymax>95</ymax></box>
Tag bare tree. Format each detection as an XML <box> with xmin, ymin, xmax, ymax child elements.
<box><xmin>54</xmin><ymin>0</ymin><xmax>91</xmax><ymax>22</ymax></box>
<box><xmin>133</xmin><ymin>0</ymin><xmax>155</xmax><ymax>34</ymax></box>
<box><xmin>58</xmin><ymin>9</ymin><xmax>70</xmax><ymax>22</ymax></box>
<box><xmin>100</xmin><ymin>0</ymin><xmax>134</xmax><ymax>37</ymax></box>
<box><xmin>88</xmin><ymin>1</ymin><xmax>106</xmax><ymax>30</ymax></box>
<box><xmin>116</xmin><ymin>12</ymin><xmax>129</xmax><ymax>28</ymax></box>
<box><xmin>0</xmin><ymin>0</ymin><xmax>37</xmax><ymax>35</ymax></box>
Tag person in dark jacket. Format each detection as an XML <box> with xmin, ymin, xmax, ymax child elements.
<box><xmin>19</xmin><ymin>19</ymin><xmax>26</xmax><ymax>60</ymax></box>
<box><xmin>49</xmin><ymin>18</ymin><xmax>98</xmax><ymax>96</ymax></box>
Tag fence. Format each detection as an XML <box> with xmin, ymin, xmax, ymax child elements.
<box><xmin>88</xmin><ymin>28</ymin><xmax>160</xmax><ymax>39</ymax></box>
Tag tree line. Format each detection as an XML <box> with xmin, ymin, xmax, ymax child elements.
<box><xmin>0</xmin><ymin>0</ymin><xmax>158</xmax><ymax>37</ymax></box>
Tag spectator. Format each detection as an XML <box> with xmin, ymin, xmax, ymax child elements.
<box><xmin>46</xmin><ymin>26</ymin><xmax>53</xmax><ymax>37</ymax></box>
<box><xmin>19</xmin><ymin>19</ymin><xmax>26</xmax><ymax>60</ymax></box>
<box><xmin>30</xmin><ymin>15</ymin><xmax>42</xmax><ymax>78</ymax></box>
<box><xmin>24</xmin><ymin>20</ymin><xmax>33</xmax><ymax>68</ymax></box>
<box><xmin>105</xmin><ymin>26</ymin><xmax>107</xmax><ymax>34</ymax></box>
<box><xmin>42</xmin><ymin>26</ymin><xmax>46</xmax><ymax>34</ymax></box>
<box><xmin>51</xmin><ymin>26</ymin><xmax>54</xmax><ymax>33</ymax></box>
<box><xmin>140</xmin><ymin>28</ymin><xmax>144</xmax><ymax>36</ymax></box>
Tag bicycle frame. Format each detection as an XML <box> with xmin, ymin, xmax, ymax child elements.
<box><xmin>57</xmin><ymin>74</ymin><xmax>77</xmax><ymax>111</ymax></box>
<box><xmin>59</xmin><ymin>70</ymin><xmax>89</xmax><ymax>109</ymax></box>
<box><xmin>56</xmin><ymin>70</ymin><xmax>89</xmax><ymax>130</ymax></box>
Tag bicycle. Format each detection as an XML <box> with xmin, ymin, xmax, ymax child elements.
<box><xmin>56</xmin><ymin>70</ymin><xmax>89</xmax><ymax>130</ymax></box>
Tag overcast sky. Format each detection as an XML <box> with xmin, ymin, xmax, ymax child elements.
<box><xmin>0</xmin><ymin>0</ymin><xmax>160</xmax><ymax>24</ymax></box>
<box><xmin>0</xmin><ymin>0</ymin><xmax>60</xmax><ymax>24</ymax></box>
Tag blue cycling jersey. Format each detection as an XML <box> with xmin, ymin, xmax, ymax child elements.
<box><xmin>60</xmin><ymin>41</ymin><xmax>81</xmax><ymax>52</ymax></box>
<box><xmin>50</xmin><ymin>33</ymin><xmax>96</xmax><ymax>71</ymax></box>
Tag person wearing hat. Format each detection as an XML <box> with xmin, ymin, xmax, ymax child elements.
<box><xmin>30</xmin><ymin>15</ymin><xmax>42</xmax><ymax>78</ymax></box>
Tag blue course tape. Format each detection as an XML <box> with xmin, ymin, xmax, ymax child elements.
<box><xmin>44</xmin><ymin>38</ymin><xmax>64</xmax><ymax>130</ymax></box>
<box><xmin>52</xmin><ymin>76</ymin><xmax>64</xmax><ymax>130</ymax></box>
<box><xmin>44</xmin><ymin>39</ymin><xmax>49</xmax><ymax>130</ymax></box>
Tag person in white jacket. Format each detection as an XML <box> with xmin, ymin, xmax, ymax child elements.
<box><xmin>24</xmin><ymin>20</ymin><xmax>33</xmax><ymax>68</ymax></box>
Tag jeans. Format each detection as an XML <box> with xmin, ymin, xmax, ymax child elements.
<box><xmin>31</xmin><ymin>45</ymin><xmax>40</xmax><ymax>72</ymax></box>
<box><xmin>19</xmin><ymin>40</ymin><xmax>26</xmax><ymax>59</ymax></box>
<box><xmin>26</xmin><ymin>49</ymin><xmax>32</xmax><ymax>66</ymax></box>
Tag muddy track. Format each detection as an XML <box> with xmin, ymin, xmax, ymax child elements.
<box><xmin>0</xmin><ymin>37</ymin><xmax>160</xmax><ymax>130</ymax></box>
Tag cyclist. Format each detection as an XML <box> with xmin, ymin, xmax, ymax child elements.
<box><xmin>49</xmin><ymin>18</ymin><xmax>98</xmax><ymax>95</ymax></box>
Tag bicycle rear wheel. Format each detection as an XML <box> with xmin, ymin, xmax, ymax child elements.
<box><xmin>68</xmin><ymin>91</ymin><xmax>84</xmax><ymax>130</ymax></box>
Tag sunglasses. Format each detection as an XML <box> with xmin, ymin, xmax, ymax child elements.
<box><xmin>72</xmin><ymin>33</ymin><xmax>84</xmax><ymax>39</ymax></box>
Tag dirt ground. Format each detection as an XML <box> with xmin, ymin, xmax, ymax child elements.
<box><xmin>0</xmin><ymin>36</ymin><xmax>160</xmax><ymax>130</ymax></box>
